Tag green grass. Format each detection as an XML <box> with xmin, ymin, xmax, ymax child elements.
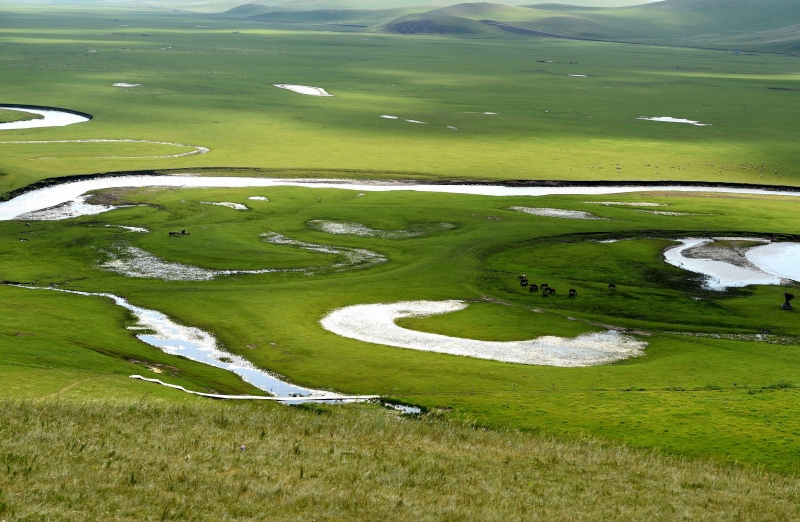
<box><xmin>0</xmin><ymin>108</ymin><xmax>42</xmax><ymax>124</ymax></box>
<box><xmin>2</xmin><ymin>5</ymin><xmax>800</xmax><ymax>194</ymax></box>
<box><xmin>2</xmin><ymin>399</ymin><xmax>800</xmax><ymax>520</ymax></box>
<box><xmin>2</xmin><ymin>185</ymin><xmax>800</xmax><ymax>470</ymax></box>
<box><xmin>3</xmin><ymin>2</ymin><xmax>800</xmax><ymax>500</ymax></box>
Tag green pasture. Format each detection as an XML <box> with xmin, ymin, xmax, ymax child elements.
<box><xmin>0</xmin><ymin>108</ymin><xmax>41</xmax><ymax>124</ymax></box>
<box><xmin>2</xmin><ymin>1</ymin><xmax>800</xmax><ymax>480</ymax></box>
<box><xmin>2</xmin><ymin>185</ymin><xmax>800</xmax><ymax>470</ymax></box>
<box><xmin>1</xmin><ymin>5</ymin><xmax>800</xmax><ymax>194</ymax></box>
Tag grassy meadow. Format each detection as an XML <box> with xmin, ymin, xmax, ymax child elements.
<box><xmin>2</xmin><ymin>185</ymin><xmax>800</xmax><ymax>471</ymax></box>
<box><xmin>5</xmin><ymin>400</ymin><xmax>800</xmax><ymax>521</ymax></box>
<box><xmin>1</xmin><ymin>5</ymin><xmax>800</xmax><ymax>193</ymax></box>
<box><xmin>2</xmin><ymin>2</ymin><xmax>800</xmax><ymax>515</ymax></box>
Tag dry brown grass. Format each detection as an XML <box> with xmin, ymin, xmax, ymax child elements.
<box><xmin>1</xmin><ymin>400</ymin><xmax>798</xmax><ymax>521</ymax></box>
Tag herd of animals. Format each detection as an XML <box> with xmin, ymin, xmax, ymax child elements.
<box><xmin>516</xmin><ymin>274</ymin><xmax>610</xmax><ymax>298</ymax></box>
<box><xmin>516</xmin><ymin>275</ymin><xmax>795</xmax><ymax>310</ymax></box>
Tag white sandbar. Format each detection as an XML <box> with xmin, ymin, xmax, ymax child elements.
<box><xmin>201</xmin><ymin>201</ymin><xmax>248</xmax><ymax>210</ymax></box>
<box><xmin>320</xmin><ymin>300</ymin><xmax>646</xmax><ymax>367</ymax></box>
<box><xmin>508</xmin><ymin>206</ymin><xmax>605</xmax><ymax>220</ymax></box>
<box><xmin>99</xmin><ymin>232</ymin><xmax>385</xmax><ymax>281</ymax></box>
<box><xmin>589</xmin><ymin>201</ymin><xmax>665</xmax><ymax>207</ymax></box>
<box><xmin>106</xmin><ymin>225</ymin><xmax>149</xmax><ymax>233</ymax></box>
<box><xmin>308</xmin><ymin>219</ymin><xmax>453</xmax><ymax>239</ymax></box>
<box><xmin>638</xmin><ymin>116</ymin><xmax>711</xmax><ymax>126</ymax></box>
<box><xmin>273</xmin><ymin>84</ymin><xmax>333</xmax><ymax>97</ymax></box>
<box><xmin>663</xmin><ymin>238</ymin><xmax>788</xmax><ymax>290</ymax></box>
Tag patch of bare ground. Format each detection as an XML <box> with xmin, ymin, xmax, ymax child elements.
<box><xmin>84</xmin><ymin>187</ymin><xmax>146</xmax><ymax>206</ymax></box>
<box><xmin>0</xmin><ymin>401</ymin><xmax>798</xmax><ymax>521</ymax></box>
<box><xmin>683</xmin><ymin>239</ymin><xmax>766</xmax><ymax>269</ymax></box>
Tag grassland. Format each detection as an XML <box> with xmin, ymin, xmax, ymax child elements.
<box><xmin>1</xmin><ymin>5</ymin><xmax>800</xmax><ymax>194</ymax></box>
<box><xmin>2</xmin><ymin>399</ymin><xmax>800</xmax><ymax>521</ymax></box>
<box><xmin>2</xmin><ymin>2</ymin><xmax>800</xmax><ymax>513</ymax></box>
<box><xmin>2</xmin><ymin>185</ymin><xmax>800</xmax><ymax>470</ymax></box>
<box><xmin>0</xmin><ymin>108</ymin><xmax>41</xmax><ymax>124</ymax></box>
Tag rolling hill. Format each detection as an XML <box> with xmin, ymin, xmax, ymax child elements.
<box><xmin>381</xmin><ymin>12</ymin><xmax>501</xmax><ymax>35</ymax></box>
<box><xmin>509</xmin><ymin>0</ymin><xmax>800</xmax><ymax>50</ymax></box>
<box><xmin>381</xmin><ymin>0</ymin><xmax>800</xmax><ymax>52</ymax></box>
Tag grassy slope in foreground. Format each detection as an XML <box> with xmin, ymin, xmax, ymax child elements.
<box><xmin>1</xmin><ymin>400</ymin><xmax>799</xmax><ymax>520</ymax></box>
<box><xmin>1</xmin><ymin>6</ymin><xmax>800</xmax><ymax>192</ymax></box>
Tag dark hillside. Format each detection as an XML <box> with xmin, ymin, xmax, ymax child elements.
<box><xmin>382</xmin><ymin>13</ymin><xmax>500</xmax><ymax>34</ymax></box>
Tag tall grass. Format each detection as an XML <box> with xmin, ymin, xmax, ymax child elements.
<box><xmin>1</xmin><ymin>400</ymin><xmax>798</xmax><ymax>521</ymax></box>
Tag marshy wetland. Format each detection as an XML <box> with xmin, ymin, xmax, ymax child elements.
<box><xmin>2</xmin><ymin>0</ymin><xmax>800</xmax><ymax>517</ymax></box>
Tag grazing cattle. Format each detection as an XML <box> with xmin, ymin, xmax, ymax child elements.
<box><xmin>520</xmin><ymin>280</ymin><xmax>528</xmax><ymax>288</ymax></box>
<box><xmin>569</xmin><ymin>288</ymin><xmax>577</xmax><ymax>298</ymax></box>
<box><xmin>541</xmin><ymin>291</ymin><xmax>549</xmax><ymax>298</ymax></box>
<box><xmin>608</xmin><ymin>283</ymin><xmax>617</xmax><ymax>290</ymax></box>
<box><xmin>540</xmin><ymin>283</ymin><xmax>549</xmax><ymax>290</ymax></box>
<box><xmin>529</xmin><ymin>284</ymin><xmax>539</xmax><ymax>292</ymax></box>
<box><xmin>517</xmin><ymin>275</ymin><xmax>527</xmax><ymax>281</ymax></box>
<box><xmin>549</xmin><ymin>288</ymin><xmax>556</xmax><ymax>295</ymax></box>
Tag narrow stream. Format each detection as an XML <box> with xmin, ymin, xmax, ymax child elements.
<box><xmin>14</xmin><ymin>286</ymin><xmax>376</xmax><ymax>403</ymax></box>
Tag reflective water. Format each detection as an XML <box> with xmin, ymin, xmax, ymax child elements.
<box><xmin>663</xmin><ymin>238</ymin><xmax>797</xmax><ymax>290</ymax></box>
<box><xmin>746</xmin><ymin>242</ymin><xmax>800</xmax><ymax>282</ymax></box>
<box><xmin>3</xmin><ymin>175</ymin><xmax>800</xmax><ymax>221</ymax></box>
<box><xmin>15</xmin><ymin>286</ymin><xmax>365</xmax><ymax>401</ymax></box>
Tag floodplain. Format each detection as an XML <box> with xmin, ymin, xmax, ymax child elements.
<box><xmin>2</xmin><ymin>0</ymin><xmax>800</xmax><ymax>518</ymax></box>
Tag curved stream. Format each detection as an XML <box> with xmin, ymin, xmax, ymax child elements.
<box><xmin>0</xmin><ymin>106</ymin><xmax>91</xmax><ymax>131</ymax></box>
<box><xmin>13</xmin><ymin>286</ymin><xmax>375</xmax><ymax>404</ymax></box>
<box><xmin>2</xmin><ymin>175</ymin><xmax>800</xmax><ymax>221</ymax></box>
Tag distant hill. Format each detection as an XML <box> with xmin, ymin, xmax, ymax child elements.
<box><xmin>223</xmin><ymin>3</ymin><xmax>277</xmax><ymax>17</ymax></box>
<box><xmin>514</xmin><ymin>0</ymin><xmax>800</xmax><ymax>50</ymax></box>
<box><xmin>382</xmin><ymin>0</ymin><xmax>800</xmax><ymax>51</ymax></box>
<box><xmin>381</xmin><ymin>13</ymin><xmax>500</xmax><ymax>34</ymax></box>
<box><xmin>430</xmin><ymin>3</ymin><xmax>545</xmax><ymax>21</ymax></box>
<box><xmin>249</xmin><ymin>7</ymin><xmax>416</xmax><ymax>24</ymax></box>
<box><xmin>221</xmin><ymin>0</ymin><xmax>800</xmax><ymax>51</ymax></box>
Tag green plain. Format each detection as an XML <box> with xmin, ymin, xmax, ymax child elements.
<box><xmin>2</xmin><ymin>0</ymin><xmax>800</xmax><ymax>492</ymax></box>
